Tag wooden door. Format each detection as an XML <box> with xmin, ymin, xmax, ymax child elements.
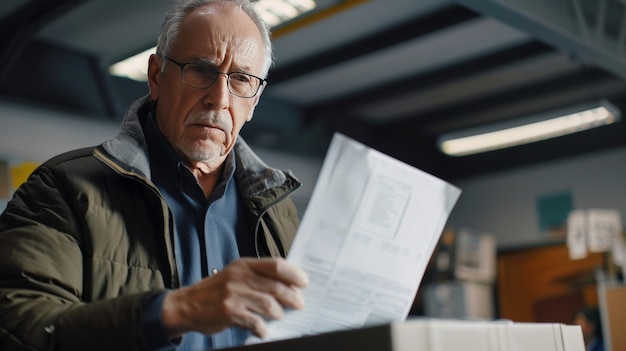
<box><xmin>497</xmin><ymin>244</ymin><xmax>605</xmax><ymax>323</ymax></box>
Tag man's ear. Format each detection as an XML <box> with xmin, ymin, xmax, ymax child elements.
<box><xmin>247</xmin><ymin>85</ymin><xmax>265</xmax><ymax>122</ymax></box>
<box><xmin>147</xmin><ymin>54</ymin><xmax>161</xmax><ymax>101</ymax></box>
<box><xmin>247</xmin><ymin>106</ymin><xmax>256</xmax><ymax>122</ymax></box>
<box><xmin>246</xmin><ymin>90</ymin><xmax>263</xmax><ymax>122</ymax></box>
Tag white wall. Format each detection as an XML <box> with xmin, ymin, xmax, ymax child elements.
<box><xmin>446</xmin><ymin>146</ymin><xmax>626</xmax><ymax>249</ymax></box>
<box><xmin>0</xmin><ymin>100</ymin><xmax>121</xmax><ymax>163</ymax></box>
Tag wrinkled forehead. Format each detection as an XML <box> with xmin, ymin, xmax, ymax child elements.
<box><xmin>175</xmin><ymin>3</ymin><xmax>264</xmax><ymax>72</ymax></box>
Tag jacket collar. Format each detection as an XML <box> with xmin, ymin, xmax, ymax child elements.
<box><xmin>101</xmin><ymin>95</ymin><xmax>153</xmax><ymax>177</ymax></box>
<box><xmin>100</xmin><ymin>95</ymin><xmax>298</xmax><ymax>199</ymax></box>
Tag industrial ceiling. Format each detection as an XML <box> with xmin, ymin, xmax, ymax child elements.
<box><xmin>1</xmin><ymin>0</ymin><xmax>625</xmax><ymax>182</ymax></box>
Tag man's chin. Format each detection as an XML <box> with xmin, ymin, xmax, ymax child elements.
<box><xmin>184</xmin><ymin>146</ymin><xmax>226</xmax><ymax>163</ymax></box>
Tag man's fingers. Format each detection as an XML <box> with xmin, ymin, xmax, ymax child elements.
<box><xmin>244</xmin><ymin>257</ymin><xmax>309</xmax><ymax>288</ymax></box>
<box><xmin>233</xmin><ymin>310</ymin><xmax>269</xmax><ymax>338</ymax></box>
<box><xmin>250</xmin><ymin>278</ymin><xmax>305</xmax><ymax>311</ymax></box>
<box><xmin>246</xmin><ymin>289</ymin><xmax>285</xmax><ymax>319</ymax></box>
<box><xmin>269</xmin><ymin>281</ymin><xmax>305</xmax><ymax>310</ymax></box>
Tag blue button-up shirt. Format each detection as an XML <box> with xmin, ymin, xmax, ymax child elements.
<box><xmin>142</xmin><ymin>113</ymin><xmax>255</xmax><ymax>350</ymax></box>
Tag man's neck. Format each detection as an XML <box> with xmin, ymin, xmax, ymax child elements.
<box><xmin>188</xmin><ymin>161</ymin><xmax>225</xmax><ymax>199</ymax></box>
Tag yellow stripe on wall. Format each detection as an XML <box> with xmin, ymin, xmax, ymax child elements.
<box><xmin>10</xmin><ymin>161</ymin><xmax>39</xmax><ymax>191</ymax></box>
<box><xmin>272</xmin><ymin>0</ymin><xmax>369</xmax><ymax>38</ymax></box>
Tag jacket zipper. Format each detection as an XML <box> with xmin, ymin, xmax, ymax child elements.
<box><xmin>93</xmin><ymin>148</ymin><xmax>180</xmax><ymax>289</ymax></box>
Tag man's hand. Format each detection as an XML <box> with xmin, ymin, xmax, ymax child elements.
<box><xmin>161</xmin><ymin>257</ymin><xmax>308</xmax><ymax>339</ymax></box>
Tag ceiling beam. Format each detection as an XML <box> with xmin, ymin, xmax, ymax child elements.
<box><xmin>455</xmin><ymin>0</ymin><xmax>626</xmax><ymax>80</ymax></box>
<box><xmin>268</xmin><ymin>4</ymin><xmax>480</xmax><ymax>84</ymax></box>
<box><xmin>0</xmin><ymin>0</ymin><xmax>87</xmax><ymax>83</ymax></box>
<box><xmin>301</xmin><ymin>41</ymin><xmax>554</xmax><ymax>124</ymax></box>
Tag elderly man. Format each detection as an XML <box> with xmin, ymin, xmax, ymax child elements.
<box><xmin>0</xmin><ymin>0</ymin><xmax>308</xmax><ymax>350</ymax></box>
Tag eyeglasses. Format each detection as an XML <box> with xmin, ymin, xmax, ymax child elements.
<box><xmin>162</xmin><ymin>56</ymin><xmax>266</xmax><ymax>98</ymax></box>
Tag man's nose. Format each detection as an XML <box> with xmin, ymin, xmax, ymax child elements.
<box><xmin>203</xmin><ymin>73</ymin><xmax>230</xmax><ymax>109</ymax></box>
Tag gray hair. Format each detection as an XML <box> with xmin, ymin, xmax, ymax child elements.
<box><xmin>155</xmin><ymin>0</ymin><xmax>274</xmax><ymax>78</ymax></box>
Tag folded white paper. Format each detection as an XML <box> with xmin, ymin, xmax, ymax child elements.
<box><xmin>247</xmin><ymin>133</ymin><xmax>462</xmax><ymax>344</ymax></box>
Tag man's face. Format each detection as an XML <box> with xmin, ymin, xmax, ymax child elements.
<box><xmin>147</xmin><ymin>3</ymin><xmax>264</xmax><ymax>169</ymax></box>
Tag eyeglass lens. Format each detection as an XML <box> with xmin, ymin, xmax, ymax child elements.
<box><xmin>182</xmin><ymin>64</ymin><xmax>260</xmax><ymax>97</ymax></box>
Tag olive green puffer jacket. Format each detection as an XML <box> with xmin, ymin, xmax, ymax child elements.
<box><xmin>0</xmin><ymin>96</ymin><xmax>301</xmax><ymax>351</ymax></box>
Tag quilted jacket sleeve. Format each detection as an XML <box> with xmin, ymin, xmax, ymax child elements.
<box><xmin>0</xmin><ymin>158</ymin><xmax>162</xmax><ymax>351</ymax></box>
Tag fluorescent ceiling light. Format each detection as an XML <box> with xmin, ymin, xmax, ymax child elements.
<box><xmin>254</xmin><ymin>0</ymin><xmax>316</xmax><ymax>27</ymax></box>
<box><xmin>108</xmin><ymin>0</ymin><xmax>316</xmax><ymax>81</ymax></box>
<box><xmin>438</xmin><ymin>100</ymin><xmax>621</xmax><ymax>157</ymax></box>
<box><xmin>108</xmin><ymin>47</ymin><xmax>154</xmax><ymax>81</ymax></box>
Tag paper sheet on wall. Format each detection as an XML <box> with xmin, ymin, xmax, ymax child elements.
<box><xmin>567</xmin><ymin>209</ymin><xmax>625</xmax><ymax>267</ymax></box>
<box><xmin>247</xmin><ymin>133</ymin><xmax>462</xmax><ymax>344</ymax></box>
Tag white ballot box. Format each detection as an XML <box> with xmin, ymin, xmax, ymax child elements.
<box><xmin>227</xmin><ymin>319</ymin><xmax>585</xmax><ymax>351</ymax></box>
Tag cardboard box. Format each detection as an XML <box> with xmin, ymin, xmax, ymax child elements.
<box><xmin>453</xmin><ymin>228</ymin><xmax>496</xmax><ymax>283</ymax></box>
<box><xmin>429</xmin><ymin>228</ymin><xmax>496</xmax><ymax>284</ymax></box>
<box><xmin>423</xmin><ymin>281</ymin><xmax>494</xmax><ymax>320</ymax></box>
